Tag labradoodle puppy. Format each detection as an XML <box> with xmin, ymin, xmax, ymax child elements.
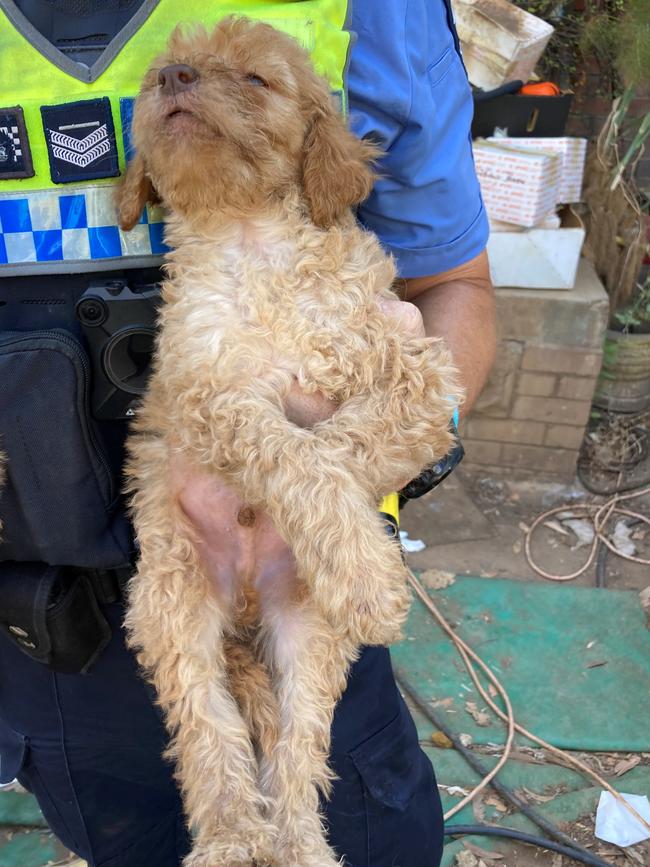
<box><xmin>117</xmin><ymin>16</ymin><xmax>459</xmax><ymax>867</ymax></box>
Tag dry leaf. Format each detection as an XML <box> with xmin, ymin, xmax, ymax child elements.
<box><xmin>431</xmin><ymin>731</ymin><xmax>453</xmax><ymax>749</ymax></box>
<box><xmin>487</xmin><ymin>683</ymin><xmax>498</xmax><ymax>699</ymax></box>
<box><xmin>454</xmin><ymin>852</ymin><xmax>479</xmax><ymax>867</ymax></box>
<box><xmin>459</xmin><ymin>733</ymin><xmax>473</xmax><ymax>747</ymax></box>
<box><xmin>465</xmin><ymin>701</ymin><xmax>492</xmax><ymax>727</ymax></box>
<box><xmin>586</xmin><ymin>640</ymin><xmax>597</xmax><ymax>649</ymax></box>
<box><xmin>419</xmin><ymin>568</ymin><xmax>456</xmax><ymax>590</ymax></box>
<box><xmin>625</xmin><ymin>847</ymin><xmax>645</xmax><ymax>865</ymax></box>
<box><xmin>472</xmin><ymin>795</ymin><xmax>486</xmax><ymax>824</ymax></box>
<box><xmin>431</xmin><ymin>697</ymin><xmax>454</xmax><ymax>708</ymax></box>
<box><xmin>463</xmin><ymin>842</ymin><xmax>504</xmax><ymax>861</ymax></box>
<box><xmin>484</xmin><ymin>793</ymin><xmax>508</xmax><ymax>812</ymax></box>
<box><xmin>551</xmin><ymin>855</ymin><xmax>563</xmax><ymax>867</ymax></box>
<box><xmin>640</xmin><ymin>586</ymin><xmax>650</xmax><ymax>615</ymax></box>
<box><xmin>512</xmin><ymin>539</ymin><xmax>522</xmax><ymax>555</ymax></box>
<box><xmin>521</xmin><ymin>785</ymin><xmax>559</xmax><ymax>804</ymax></box>
<box><xmin>518</xmin><ymin>521</ymin><xmax>531</xmax><ymax>533</ymax></box>
<box><xmin>613</xmin><ymin>755</ymin><xmax>641</xmax><ymax>776</ymax></box>
<box><xmin>441</xmin><ymin>784</ymin><xmax>471</xmax><ymax>797</ymax></box>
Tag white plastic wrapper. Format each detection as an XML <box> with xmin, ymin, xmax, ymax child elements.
<box><xmin>399</xmin><ymin>531</ymin><xmax>426</xmax><ymax>553</ymax></box>
<box><xmin>594</xmin><ymin>791</ymin><xmax>650</xmax><ymax>847</ymax></box>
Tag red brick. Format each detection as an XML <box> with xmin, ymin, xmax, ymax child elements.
<box><xmin>521</xmin><ymin>345</ymin><xmax>602</xmax><ymax>377</ymax></box>
<box><xmin>501</xmin><ymin>444</ymin><xmax>578</xmax><ymax>475</ymax></box>
<box><xmin>517</xmin><ymin>372</ymin><xmax>556</xmax><ymax>397</ymax></box>
<box><xmin>556</xmin><ymin>375</ymin><xmax>597</xmax><ymax>401</ymax></box>
<box><xmin>465</xmin><ymin>418</ymin><xmax>546</xmax><ymax>445</ymax></box>
<box><xmin>545</xmin><ymin>425</ymin><xmax>587</xmax><ymax>449</ymax></box>
<box><xmin>512</xmin><ymin>396</ymin><xmax>592</xmax><ymax>426</ymax></box>
<box><xmin>462</xmin><ymin>439</ymin><xmax>502</xmax><ymax>464</ymax></box>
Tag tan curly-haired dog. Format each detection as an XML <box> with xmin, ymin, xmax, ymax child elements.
<box><xmin>116</xmin><ymin>16</ymin><xmax>459</xmax><ymax>867</ymax></box>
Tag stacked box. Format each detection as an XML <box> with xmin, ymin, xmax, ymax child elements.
<box><xmin>473</xmin><ymin>140</ymin><xmax>561</xmax><ymax>227</ymax></box>
<box><xmin>451</xmin><ymin>0</ymin><xmax>554</xmax><ymax>89</ymax></box>
<box><xmin>488</xmin><ymin>136</ymin><xmax>587</xmax><ymax>202</ymax></box>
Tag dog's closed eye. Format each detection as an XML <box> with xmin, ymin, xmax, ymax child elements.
<box><xmin>246</xmin><ymin>73</ymin><xmax>269</xmax><ymax>88</ymax></box>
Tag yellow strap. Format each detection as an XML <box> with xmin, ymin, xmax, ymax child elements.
<box><xmin>378</xmin><ymin>492</ymin><xmax>400</xmax><ymax>526</ymax></box>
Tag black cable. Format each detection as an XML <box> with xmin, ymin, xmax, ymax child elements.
<box><xmin>595</xmin><ymin>517</ymin><xmax>644</xmax><ymax>588</ymax></box>
<box><xmin>394</xmin><ymin>669</ymin><xmax>608</xmax><ymax>865</ymax></box>
<box><xmin>444</xmin><ymin>825</ymin><xmax>613</xmax><ymax>867</ymax></box>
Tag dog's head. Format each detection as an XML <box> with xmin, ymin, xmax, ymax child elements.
<box><xmin>117</xmin><ymin>17</ymin><xmax>378</xmax><ymax>230</ymax></box>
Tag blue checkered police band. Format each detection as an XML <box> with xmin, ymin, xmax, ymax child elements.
<box><xmin>0</xmin><ymin>106</ymin><xmax>34</xmax><ymax>180</ymax></box>
<box><xmin>0</xmin><ymin>186</ymin><xmax>168</xmax><ymax>273</ymax></box>
<box><xmin>41</xmin><ymin>98</ymin><xmax>120</xmax><ymax>184</ymax></box>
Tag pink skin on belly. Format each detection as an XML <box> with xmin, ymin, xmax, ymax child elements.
<box><xmin>169</xmin><ymin>454</ymin><xmax>299</xmax><ymax>607</ymax></box>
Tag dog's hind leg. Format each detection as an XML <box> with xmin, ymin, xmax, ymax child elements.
<box><xmin>183</xmin><ymin>394</ymin><xmax>410</xmax><ymax>646</ymax></box>
<box><xmin>125</xmin><ymin>437</ymin><xmax>277</xmax><ymax>867</ymax></box>
<box><xmin>256</xmin><ymin>588</ymin><xmax>357</xmax><ymax>867</ymax></box>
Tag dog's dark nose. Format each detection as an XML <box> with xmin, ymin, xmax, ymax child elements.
<box><xmin>158</xmin><ymin>64</ymin><xmax>199</xmax><ymax>95</ymax></box>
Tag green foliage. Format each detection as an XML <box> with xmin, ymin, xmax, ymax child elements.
<box><xmin>613</xmin><ymin>277</ymin><xmax>650</xmax><ymax>331</ymax></box>
<box><xmin>580</xmin><ymin>0</ymin><xmax>650</xmax><ymax>92</ymax></box>
<box><xmin>512</xmin><ymin>0</ymin><xmax>649</xmax><ymax>96</ymax></box>
<box><xmin>616</xmin><ymin>0</ymin><xmax>650</xmax><ymax>89</ymax></box>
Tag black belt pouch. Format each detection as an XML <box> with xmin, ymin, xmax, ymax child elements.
<box><xmin>0</xmin><ymin>562</ymin><xmax>111</xmax><ymax>673</ymax></box>
<box><xmin>0</xmin><ymin>329</ymin><xmax>131</xmax><ymax>567</ymax></box>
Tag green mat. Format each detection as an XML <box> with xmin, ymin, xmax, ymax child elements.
<box><xmin>393</xmin><ymin>576</ymin><xmax>650</xmax><ymax>752</ymax></box>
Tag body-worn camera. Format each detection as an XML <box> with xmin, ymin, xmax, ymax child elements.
<box><xmin>76</xmin><ymin>279</ymin><xmax>162</xmax><ymax>420</ymax></box>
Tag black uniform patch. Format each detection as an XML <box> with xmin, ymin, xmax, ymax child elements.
<box><xmin>0</xmin><ymin>106</ymin><xmax>34</xmax><ymax>179</ymax></box>
<box><xmin>41</xmin><ymin>97</ymin><xmax>119</xmax><ymax>184</ymax></box>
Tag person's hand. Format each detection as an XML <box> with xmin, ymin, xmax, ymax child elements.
<box><xmin>283</xmin><ymin>297</ymin><xmax>426</xmax><ymax>427</ymax></box>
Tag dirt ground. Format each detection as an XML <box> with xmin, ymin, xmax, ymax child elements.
<box><xmin>400</xmin><ymin>466</ymin><xmax>650</xmax><ymax>593</ymax></box>
<box><xmin>400</xmin><ymin>465</ymin><xmax>650</xmax><ymax>867</ymax></box>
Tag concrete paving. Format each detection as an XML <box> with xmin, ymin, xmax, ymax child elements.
<box><xmin>400</xmin><ymin>466</ymin><xmax>650</xmax><ymax>592</ymax></box>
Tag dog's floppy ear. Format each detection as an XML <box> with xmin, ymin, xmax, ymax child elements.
<box><xmin>116</xmin><ymin>153</ymin><xmax>160</xmax><ymax>231</ymax></box>
<box><xmin>301</xmin><ymin>101</ymin><xmax>379</xmax><ymax>229</ymax></box>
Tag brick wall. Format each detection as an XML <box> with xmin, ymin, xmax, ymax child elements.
<box><xmin>565</xmin><ymin>60</ymin><xmax>649</xmax><ymax>196</ymax></box>
<box><xmin>458</xmin><ymin>260</ymin><xmax>609</xmax><ymax>479</ymax></box>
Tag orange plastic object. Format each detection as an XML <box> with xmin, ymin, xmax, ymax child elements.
<box><xmin>519</xmin><ymin>82</ymin><xmax>561</xmax><ymax>96</ymax></box>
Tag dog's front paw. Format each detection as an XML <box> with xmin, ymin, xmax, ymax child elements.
<box><xmin>323</xmin><ymin>580</ymin><xmax>409</xmax><ymax>646</ymax></box>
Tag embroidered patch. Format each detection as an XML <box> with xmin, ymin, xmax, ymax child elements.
<box><xmin>41</xmin><ymin>98</ymin><xmax>119</xmax><ymax>184</ymax></box>
<box><xmin>0</xmin><ymin>106</ymin><xmax>34</xmax><ymax>179</ymax></box>
<box><xmin>120</xmin><ymin>97</ymin><xmax>136</xmax><ymax>162</ymax></box>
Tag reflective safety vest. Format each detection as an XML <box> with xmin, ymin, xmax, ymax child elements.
<box><xmin>0</xmin><ymin>0</ymin><xmax>350</xmax><ymax>275</ymax></box>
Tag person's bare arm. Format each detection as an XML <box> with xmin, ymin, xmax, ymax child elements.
<box><xmin>397</xmin><ymin>249</ymin><xmax>496</xmax><ymax>418</ymax></box>
<box><xmin>285</xmin><ymin>249</ymin><xmax>495</xmax><ymax>426</ymax></box>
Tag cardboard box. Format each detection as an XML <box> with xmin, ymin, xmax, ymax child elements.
<box><xmin>452</xmin><ymin>0</ymin><xmax>554</xmax><ymax>89</ymax></box>
<box><xmin>473</xmin><ymin>140</ymin><xmax>561</xmax><ymax>227</ymax></box>
<box><xmin>487</xmin><ymin>208</ymin><xmax>586</xmax><ymax>289</ymax></box>
<box><xmin>472</xmin><ymin>93</ymin><xmax>573</xmax><ymax>138</ymax></box>
<box><xmin>488</xmin><ymin>136</ymin><xmax>587</xmax><ymax>202</ymax></box>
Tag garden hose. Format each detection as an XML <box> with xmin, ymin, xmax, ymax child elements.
<box><xmin>444</xmin><ymin>825</ymin><xmax>612</xmax><ymax>867</ymax></box>
<box><xmin>395</xmin><ymin>669</ymin><xmax>608</xmax><ymax>864</ymax></box>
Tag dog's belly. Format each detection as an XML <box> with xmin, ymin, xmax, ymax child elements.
<box><xmin>169</xmin><ymin>454</ymin><xmax>299</xmax><ymax>604</ymax></box>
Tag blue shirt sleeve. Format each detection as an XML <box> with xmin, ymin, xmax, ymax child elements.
<box><xmin>346</xmin><ymin>0</ymin><xmax>489</xmax><ymax>278</ymax></box>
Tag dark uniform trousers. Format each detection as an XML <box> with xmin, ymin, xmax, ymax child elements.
<box><xmin>0</xmin><ymin>600</ymin><xmax>444</xmax><ymax>867</ymax></box>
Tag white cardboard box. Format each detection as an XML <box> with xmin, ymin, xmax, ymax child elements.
<box><xmin>473</xmin><ymin>140</ymin><xmax>561</xmax><ymax>227</ymax></box>
<box><xmin>451</xmin><ymin>0</ymin><xmax>554</xmax><ymax>89</ymax></box>
<box><xmin>487</xmin><ymin>136</ymin><xmax>587</xmax><ymax>202</ymax></box>
<box><xmin>487</xmin><ymin>208</ymin><xmax>586</xmax><ymax>289</ymax></box>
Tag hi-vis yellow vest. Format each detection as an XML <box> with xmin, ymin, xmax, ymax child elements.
<box><xmin>0</xmin><ymin>0</ymin><xmax>350</xmax><ymax>275</ymax></box>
